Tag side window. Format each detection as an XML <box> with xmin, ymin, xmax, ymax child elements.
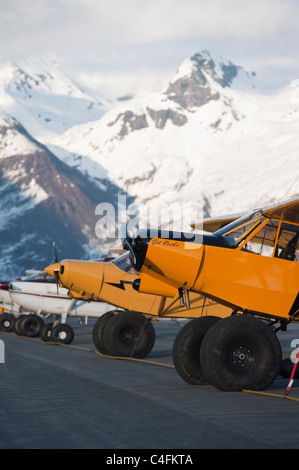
<box><xmin>241</xmin><ymin>221</ymin><xmax>278</xmax><ymax>257</ymax></box>
<box><xmin>112</xmin><ymin>253</ymin><xmax>137</xmax><ymax>273</ymax></box>
<box><xmin>243</xmin><ymin>241</ymin><xmax>274</xmax><ymax>257</ymax></box>
<box><xmin>275</xmin><ymin>229</ymin><xmax>299</xmax><ymax>261</ymax></box>
<box><xmin>242</xmin><ymin>223</ymin><xmax>299</xmax><ymax>261</ymax></box>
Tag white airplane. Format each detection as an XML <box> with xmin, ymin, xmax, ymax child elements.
<box><xmin>0</xmin><ymin>244</ymin><xmax>118</xmax><ymax>344</ymax></box>
<box><xmin>0</xmin><ymin>278</ymin><xmax>117</xmax><ymax>344</ymax></box>
<box><xmin>0</xmin><ymin>269</ymin><xmax>52</xmax><ymax>316</ymax></box>
<box><xmin>0</xmin><ymin>269</ymin><xmax>55</xmax><ymax>333</ymax></box>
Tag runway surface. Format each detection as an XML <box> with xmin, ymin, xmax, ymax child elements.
<box><xmin>1</xmin><ymin>317</ymin><xmax>299</xmax><ymax>449</ymax></box>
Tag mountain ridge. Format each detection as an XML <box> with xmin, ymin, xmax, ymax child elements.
<box><xmin>0</xmin><ymin>50</ymin><xmax>298</xmax><ymax>275</ymax></box>
<box><xmin>0</xmin><ymin>111</ymin><xmax>130</xmax><ymax>277</ymax></box>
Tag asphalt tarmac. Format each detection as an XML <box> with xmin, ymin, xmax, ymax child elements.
<box><xmin>1</xmin><ymin>317</ymin><xmax>299</xmax><ymax>450</ymax></box>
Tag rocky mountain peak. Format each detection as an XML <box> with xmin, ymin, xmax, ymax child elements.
<box><xmin>104</xmin><ymin>50</ymin><xmax>251</xmax><ymax>138</ymax></box>
<box><xmin>165</xmin><ymin>50</ymin><xmax>255</xmax><ymax>110</ymax></box>
<box><xmin>190</xmin><ymin>51</ymin><xmax>239</xmax><ymax>87</ymax></box>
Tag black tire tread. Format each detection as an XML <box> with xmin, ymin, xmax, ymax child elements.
<box><xmin>200</xmin><ymin>315</ymin><xmax>282</xmax><ymax>391</ymax></box>
<box><xmin>92</xmin><ymin>310</ymin><xmax>118</xmax><ymax>354</ymax></box>
<box><xmin>103</xmin><ymin>311</ymin><xmax>155</xmax><ymax>359</ymax></box>
<box><xmin>172</xmin><ymin>316</ymin><xmax>221</xmax><ymax>385</ymax></box>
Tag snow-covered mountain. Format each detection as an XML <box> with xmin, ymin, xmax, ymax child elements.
<box><xmin>0</xmin><ymin>111</ymin><xmax>127</xmax><ymax>277</ymax></box>
<box><xmin>0</xmin><ymin>56</ymin><xmax>111</xmax><ymax>141</ymax></box>
<box><xmin>48</xmin><ymin>52</ymin><xmax>254</xmax><ymax>205</ymax></box>
<box><xmin>48</xmin><ymin>50</ymin><xmax>299</xmax><ymax>230</ymax></box>
<box><xmin>1</xmin><ymin>50</ymin><xmax>299</xmax><ymax>275</ymax></box>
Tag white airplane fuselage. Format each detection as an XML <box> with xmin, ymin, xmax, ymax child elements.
<box><xmin>8</xmin><ymin>281</ymin><xmax>114</xmax><ymax>318</ymax></box>
<box><xmin>0</xmin><ymin>282</ymin><xmax>22</xmax><ymax>314</ymax></box>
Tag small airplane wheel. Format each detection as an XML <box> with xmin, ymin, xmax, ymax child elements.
<box><xmin>172</xmin><ymin>316</ymin><xmax>222</xmax><ymax>385</ymax></box>
<box><xmin>200</xmin><ymin>315</ymin><xmax>282</xmax><ymax>391</ymax></box>
<box><xmin>40</xmin><ymin>322</ymin><xmax>54</xmax><ymax>342</ymax></box>
<box><xmin>92</xmin><ymin>311</ymin><xmax>118</xmax><ymax>355</ymax></box>
<box><xmin>103</xmin><ymin>311</ymin><xmax>155</xmax><ymax>358</ymax></box>
<box><xmin>21</xmin><ymin>314</ymin><xmax>44</xmax><ymax>338</ymax></box>
<box><xmin>51</xmin><ymin>324</ymin><xmax>74</xmax><ymax>344</ymax></box>
<box><xmin>0</xmin><ymin>312</ymin><xmax>16</xmax><ymax>332</ymax></box>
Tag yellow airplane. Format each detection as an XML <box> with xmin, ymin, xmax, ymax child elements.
<box><xmin>45</xmin><ymin>250</ymin><xmax>230</xmax><ymax>361</ymax></box>
<box><xmin>118</xmin><ymin>197</ymin><xmax>299</xmax><ymax>391</ymax></box>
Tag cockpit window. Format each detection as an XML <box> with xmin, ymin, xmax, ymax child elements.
<box><xmin>216</xmin><ymin>210</ymin><xmax>265</xmax><ymax>247</ymax></box>
<box><xmin>241</xmin><ymin>220</ymin><xmax>278</xmax><ymax>257</ymax></box>
<box><xmin>217</xmin><ymin>212</ymin><xmax>299</xmax><ymax>260</ymax></box>
<box><xmin>111</xmin><ymin>252</ymin><xmax>134</xmax><ymax>272</ymax></box>
<box><xmin>275</xmin><ymin>227</ymin><xmax>299</xmax><ymax>261</ymax></box>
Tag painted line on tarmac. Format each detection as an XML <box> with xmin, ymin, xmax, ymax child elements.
<box><xmin>0</xmin><ymin>331</ymin><xmax>175</xmax><ymax>369</ymax></box>
<box><xmin>3</xmin><ymin>331</ymin><xmax>299</xmax><ymax>401</ymax></box>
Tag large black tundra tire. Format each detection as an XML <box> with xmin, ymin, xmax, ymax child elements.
<box><xmin>200</xmin><ymin>315</ymin><xmax>282</xmax><ymax>391</ymax></box>
<box><xmin>103</xmin><ymin>311</ymin><xmax>155</xmax><ymax>358</ymax></box>
<box><xmin>172</xmin><ymin>316</ymin><xmax>222</xmax><ymax>385</ymax></box>
<box><xmin>92</xmin><ymin>311</ymin><xmax>118</xmax><ymax>354</ymax></box>
<box><xmin>21</xmin><ymin>314</ymin><xmax>44</xmax><ymax>338</ymax></box>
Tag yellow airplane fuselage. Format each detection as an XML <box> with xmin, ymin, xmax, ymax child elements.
<box><xmin>137</xmin><ymin>238</ymin><xmax>299</xmax><ymax>320</ymax></box>
<box><xmin>45</xmin><ymin>257</ymin><xmax>229</xmax><ymax>319</ymax></box>
<box><xmin>131</xmin><ymin>198</ymin><xmax>299</xmax><ymax>323</ymax></box>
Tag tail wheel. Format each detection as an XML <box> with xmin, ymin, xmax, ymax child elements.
<box><xmin>92</xmin><ymin>311</ymin><xmax>118</xmax><ymax>354</ymax></box>
<box><xmin>200</xmin><ymin>315</ymin><xmax>282</xmax><ymax>391</ymax></box>
<box><xmin>103</xmin><ymin>311</ymin><xmax>155</xmax><ymax>359</ymax></box>
<box><xmin>0</xmin><ymin>312</ymin><xmax>15</xmax><ymax>332</ymax></box>
<box><xmin>40</xmin><ymin>322</ymin><xmax>54</xmax><ymax>342</ymax></box>
<box><xmin>51</xmin><ymin>324</ymin><xmax>74</xmax><ymax>344</ymax></box>
<box><xmin>172</xmin><ymin>316</ymin><xmax>222</xmax><ymax>385</ymax></box>
<box><xmin>21</xmin><ymin>315</ymin><xmax>44</xmax><ymax>338</ymax></box>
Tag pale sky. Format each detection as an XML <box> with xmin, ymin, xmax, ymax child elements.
<box><xmin>1</xmin><ymin>0</ymin><xmax>299</xmax><ymax>97</ymax></box>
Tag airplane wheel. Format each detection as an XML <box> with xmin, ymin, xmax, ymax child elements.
<box><xmin>92</xmin><ymin>311</ymin><xmax>118</xmax><ymax>355</ymax></box>
<box><xmin>51</xmin><ymin>324</ymin><xmax>74</xmax><ymax>344</ymax></box>
<box><xmin>103</xmin><ymin>311</ymin><xmax>155</xmax><ymax>358</ymax></box>
<box><xmin>14</xmin><ymin>314</ymin><xmax>28</xmax><ymax>336</ymax></box>
<box><xmin>21</xmin><ymin>314</ymin><xmax>44</xmax><ymax>338</ymax></box>
<box><xmin>0</xmin><ymin>312</ymin><xmax>15</xmax><ymax>332</ymax></box>
<box><xmin>40</xmin><ymin>322</ymin><xmax>54</xmax><ymax>342</ymax></box>
<box><xmin>200</xmin><ymin>315</ymin><xmax>282</xmax><ymax>391</ymax></box>
<box><xmin>172</xmin><ymin>316</ymin><xmax>222</xmax><ymax>385</ymax></box>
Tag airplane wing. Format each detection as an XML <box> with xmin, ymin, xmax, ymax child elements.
<box><xmin>189</xmin><ymin>197</ymin><xmax>299</xmax><ymax>249</ymax></box>
<box><xmin>261</xmin><ymin>197</ymin><xmax>299</xmax><ymax>224</ymax></box>
<box><xmin>190</xmin><ymin>213</ymin><xmax>245</xmax><ymax>233</ymax></box>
